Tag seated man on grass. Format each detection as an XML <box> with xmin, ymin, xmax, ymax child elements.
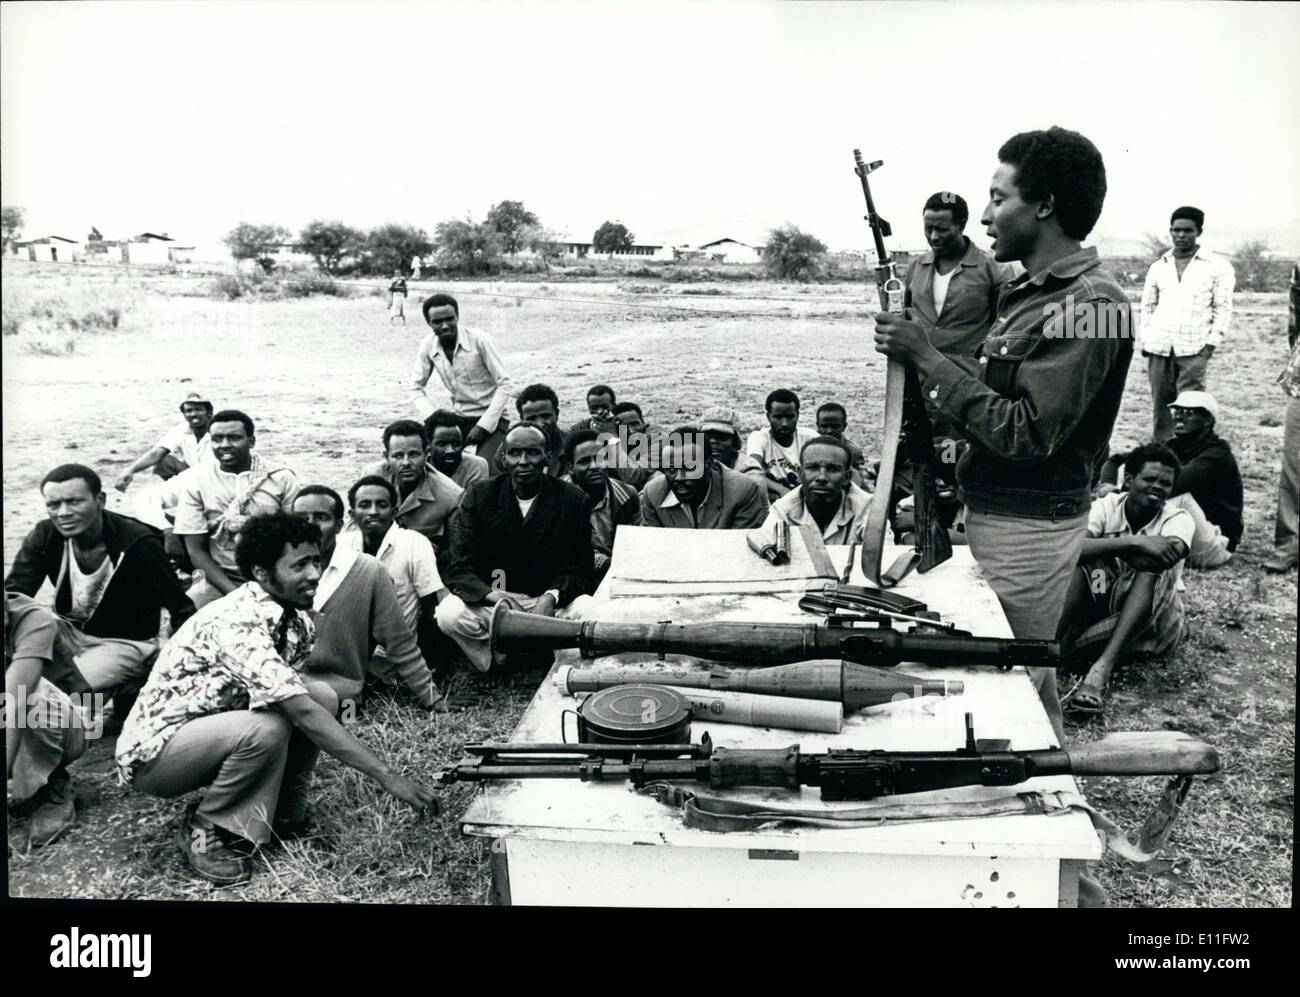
<box><xmin>752</xmin><ymin>436</ymin><xmax>872</xmax><ymax>546</ymax></box>
<box><xmin>744</xmin><ymin>389</ymin><xmax>817</xmax><ymax>501</ymax></box>
<box><xmin>361</xmin><ymin>419</ymin><xmax>465</xmax><ymax>552</ymax></box>
<box><xmin>436</xmin><ymin>425</ymin><xmax>595</xmax><ymax>674</ymax></box>
<box><xmin>1060</xmin><ymin>443</ymin><xmax>1193</xmax><ymax>717</ymax></box>
<box><xmin>641</xmin><ymin>427</ymin><xmax>769</xmax><ymax>530</ymax></box>
<box><xmin>340</xmin><ymin>475</ymin><xmax>452</xmax><ymax>691</ymax></box>
<box><xmin>566</xmin><ymin>383</ymin><xmax>620</xmax><ymax>438</ymax></box>
<box><xmin>562</xmin><ymin>429</ymin><xmax>641</xmax><ymax>587</ymax></box>
<box><xmin>5</xmin><ymin>591</ymin><xmax>95</xmax><ymax>849</ymax></box>
<box><xmin>292</xmin><ymin>487</ymin><xmax>444</xmax><ymax>712</ymax></box>
<box><xmin>424</xmin><ymin>409</ymin><xmax>491</xmax><ymax>489</ymax></box>
<box><xmin>173</xmin><ymin>409</ymin><xmax>301</xmax><ymax>607</ymax></box>
<box><xmin>814</xmin><ymin>402</ymin><xmax>869</xmax><ymax>489</ymax></box>
<box><xmin>7</xmin><ymin>463</ymin><xmax>196</xmax><ymax>728</ymax></box>
<box><xmin>116</xmin><ymin>513</ymin><xmax>436</xmax><ymax>886</ymax></box>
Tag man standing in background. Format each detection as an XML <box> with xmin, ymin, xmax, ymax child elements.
<box><xmin>409</xmin><ymin>293</ymin><xmax>514</xmax><ymax>467</ymax></box>
<box><xmin>1139</xmin><ymin>206</ymin><xmax>1235</xmax><ymax>440</ymax></box>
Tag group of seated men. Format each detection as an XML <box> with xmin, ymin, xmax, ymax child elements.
<box><xmin>4</xmin><ymin>269</ymin><xmax>1246</xmax><ymax>884</ymax></box>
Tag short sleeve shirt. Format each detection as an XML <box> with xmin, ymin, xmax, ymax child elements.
<box><xmin>115</xmin><ymin>583</ymin><xmax>313</xmax><ymax>780</ymax></box>
<box><xmin>338</xmin><ymin>523</ymin><xmax>442</xmax><ymax>630</ymax></box>
<box><xmin>745</xmin><ymin>427</ymin><xmax>817</xmax><ymax>490</ymax></box>
<box><xmin>155</xmin><ymin>420</ymin><xmax>213</xmax><ymax>468</ymax></box>
<box><xmin>172</xmin><ymin>456</ymin><xmax>301</xmax><ymax>573</ymax></box>
<box><xmin>1087</xmin><ymin>492</ymin><xmax>1195</xmax><ymax>586</ymax></box>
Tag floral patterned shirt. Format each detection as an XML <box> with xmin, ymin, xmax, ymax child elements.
<box><xmin>115</xmin><ymin>583</ymin><xmax>314</xmax><ymax>782</ymax></box>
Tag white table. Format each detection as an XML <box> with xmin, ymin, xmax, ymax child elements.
<box><xmin>461</xmin><ymin>542</ymin><xmax>1102</xmax><ymax>907</ymax></box>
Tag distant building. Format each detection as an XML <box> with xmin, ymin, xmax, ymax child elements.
<box><xmin>698</xmin><ymin>237</ymin><xmax>762</xmax><ymax>265</ymax></box>
<box><xmin>13</xmin><ymin>236</ymin><xmax>83</xmax><ymax>263</ymax></box>
<box><xmin>561</xmin><ymin>239</ymin><xmax>667</xmax><ymax>261</ymax></box>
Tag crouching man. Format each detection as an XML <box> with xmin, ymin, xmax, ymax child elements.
<box><xmin>115</xmin><ymin>513</ymin><xmax>436</xmax><ymax>886</ymax></box>
<box><xmin>436</xmin><ymin>425</ymin><xmax>596</xmax><ymax>673</ymax></box>
<box><xmin>1060</xmin><ymin>444</ymin><xmax>1193</xmax><ymax>717</ymax></box>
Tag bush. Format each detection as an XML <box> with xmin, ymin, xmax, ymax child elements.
<box><xmin>212</xmin><ymin>274</ymin><xmax>246</xmax><ymax>300</ymax></box>
<box><xmin>763</xmin><ymin>225</ymin><xmax>828</xmax><ymax>282</ymax></box>
<box><xmin>281</xmin><ymin>272</ymin><xmax>346</xmax><ymax>298</ymax></box>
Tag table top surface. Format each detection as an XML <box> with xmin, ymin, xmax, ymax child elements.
<box><xmin>461</xmin><ymin>540</ymin><xmax>1103</xmax><ymax>860</ymax></box>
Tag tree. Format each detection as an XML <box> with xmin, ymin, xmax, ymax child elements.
<box><xmin>87</xmin><ymin>226</ymin><xmax>103</xmax><ymax>243</ymax></box>
<box><xmin>2</xmin><ymin>205</ymin><xmax>24</xmax><ymax>251</ymax></box>
<box><xmin>1140</xmin><ymin>231</ymin><xmax>1170</xmax><ymax>259</ymax></box>
<box><xmin>224</xmin><ymin>222</ymin><xmax>291</xmax><ymax>273</ymax></box>
<box><xmin>592</xmin><ymin>220</ymin><xmax>634</xmax><ymax>254</ymax></box>
<box><xmin>1232</xmin><ymin>238</ymin><xmax>1273</xmax><ymax>263</ymax></box>
<box><xmin>298</xmin><ymin>220</ymin><xmax>363</xmax><ymax>275</ymax></box>
<box><xmin>486</xmin><ymin>200</ymin><xmax>540</xmax><ymax>254</ymax></box>
<box><xmin>434</xmin><ymin>217</ymin><xmax>503</xmax><ymax>275</ymax></box>
<box><xmin>763</xmin><ymin>224</ymin><xmax>828</xmax><ymax>281</ymax></box>
<box><xmin>362</xmin><ymin>224</ymin><xmax>433</xmax><ymax>276</ymax></box>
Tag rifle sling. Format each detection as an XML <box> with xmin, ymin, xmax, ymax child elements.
<box><xmin>638</xmin><ymin>775</ymin><xmax>1196</xmax><ymax>864</ymax></box>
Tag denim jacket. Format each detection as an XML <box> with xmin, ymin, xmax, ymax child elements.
<box><xmin>920</xmin><ymin>247</ymin><xmax>1133</xmax><ymax>519</ymax></box>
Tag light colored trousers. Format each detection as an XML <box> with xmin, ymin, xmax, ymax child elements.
<box><xmin>1275</xmin><ymin>396</ymin><xmax>1300</xmax><ymax>557</ymax></box>
<box><xmin>965</xmin><ymin>509</ymin><xmax>1089</xmax><ymax>743</ymax></box>
<box><xmin>131</xmin><ymin>678</ymin><xmax>337</xmax><ymax>844</ymax></box>
<box><xmin>7</xmin><ymin>677</ymin><xmax>89</xmax><ymax>802</ymax></box>
<box><xmin>436</xmin><ymin>593</ymin><xmax>597</xmax><ymax>672</ymax></box>
<box><xmin>55</xmin><ymin>619</ymin><xmax>159</xmax><ymax>696</ymax></box>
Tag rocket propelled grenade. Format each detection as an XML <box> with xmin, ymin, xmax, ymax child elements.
<box><xmin>554</xmin><ymin>661</ymin><xmax>962</xmax><ymax>713</ymax></box>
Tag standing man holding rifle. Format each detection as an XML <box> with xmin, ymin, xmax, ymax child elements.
<box><xmin>872</xmin><ymin>127</ymin><xmax>1132</xmax><ymax>741</ymax></box>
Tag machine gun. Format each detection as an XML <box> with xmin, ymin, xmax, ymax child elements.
<box><xmin>853</xmin><ymin>150</ymin><xmax>953</xmax><ymax>587</ymax></box>
<box><xmin>436</xmin><ymin>715</ymin><xmax>1220</xmax><ymax>803</ymax></box>
<box><xmin>490</xmin><ymin>604</ymin><xmax>1057</xmax><ymax>671</ymax></box>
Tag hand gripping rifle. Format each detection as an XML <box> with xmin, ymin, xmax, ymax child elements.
<box><xmin>853</xmin><ymin>150</ymin><xmax>953</xmax><ymax>587</ymax></box>
<box><xmin>491</xmin><ymin>604</ymin><xmax>1057</xmax><ymax>671</ymax></box>
<box><xmin>436</xmin><ymin>714</ymin><xmax>1220</xmax><ymax>804</ymax></box>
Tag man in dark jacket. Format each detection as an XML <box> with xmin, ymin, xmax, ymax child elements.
<box><xmin>562</xmin><ymin>428</ymin><xmax>641</xmax><ymax>587</ymax></box>
<box><xmin>6</xmin><ymin>464</ymin><xmax>196</xmax><ymax>718</ymax></box>
<box><xmin>641</xmin><ymin>427</ymin><xmax>770</xmax><ymax>530</ymax></box>
<box><xmin>1098</xmin><ymin>391</ymin><xmax>1243</xmax><ymax>556</ymax></box>
<box><xmin>435</xmin><ymin>425</ymin><xmax>595</xmax><ymax>672</ymax></box>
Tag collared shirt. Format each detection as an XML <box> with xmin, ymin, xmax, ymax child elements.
<box><xmin>656</xmin><ymin>472</ymin><xmax>714</xmax><ymax>528</ymax></box>
<box><xmin>923</xmin><ymin>246</ymin><xmax>1133</xmax><ymax>519</ymax></box>
<box><xmin>1139</xmin><ymin>249</ymin><xmax>1236</xmax><ymax>355</ymax></box>
<box><xmin>339</xmin><ymin>523</ymin><xmax>442</xmax><ymax>630</ymax></box>
<box><xmin>562</xmin><ymin>474</ymin><xmax>640</xmax><ymax>559</ymax></box>
<box><xmin>760</xmin><ymin>483</ymin><xmax>873</xmax><ymax>545</ymax></box>
<box><xmin>745</xmin><ymin>427</ymin><xmax>818</xmax><ymax>491</ymax></box>
<box><xmin>155</xmin><ymin>420</ymin><xmax>212</xmax><ymax>469</ymax></box>
<box><xmin>906</xmin><ymin>238</ymin><xmax>1016</xmax><ymax>378</ymax></box>
<box><xmin>409</xmin><ymin>325</ymin><xmax>515</xmax><ymax>434</ymax></box>
<box><xmin>312</xmin><ymin>538</ymin><xmax>362</xmax><ymax>611</ymax></box>
<box><xmin>361</xmin><ymin>460</ymin><xmax>465</xmax><ymax>543</ymax></box>
<box><xmin>172</xmin><ymin>454</ymin><xmax>301</xmax><ymax>573</ymax></box>
<box><xmin>1087</xmin><ymin>492</ymin><xmax>1195</xmax><ymax>588</ymax></box>
<box><xmin>449</xmin><ymin>453</ymin><xmax>490</xmax><ymax>488</ymax></box>
<box><xmin>115</xmin><ymin>583</ymin><xmax>313</xmax><ymax>781</ymax></box>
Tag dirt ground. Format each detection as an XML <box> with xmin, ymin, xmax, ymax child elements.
<box><xmin>3</xmin><ymin>260</ymin><xmax>1295</xmax><ymax>906</ymax></box>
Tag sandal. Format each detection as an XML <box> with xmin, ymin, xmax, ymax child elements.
<box><xmin>1062</xmin><ymin>681</ymin><xmax>1106</xmax><ymax>717</ymax></box>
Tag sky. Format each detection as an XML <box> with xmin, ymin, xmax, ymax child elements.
<box><xmin>3</xmin><ymin>0</ymin><xmax>1298</xmax><ymax>254</ymax></box>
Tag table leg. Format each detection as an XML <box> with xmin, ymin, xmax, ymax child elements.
<box><xmin>490</xmin><ymin>838</ymin><xmax>512</xmax><ymax>906</ymax></box>
<box><xmin>1058</xmin><ymin>859</ymin><xmax>1083</xmax><ymax>909</ymax></box>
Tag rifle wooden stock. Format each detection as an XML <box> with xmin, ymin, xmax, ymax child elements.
<box><xmin>490</xmin><ymin>604</ymin><xmax>1057</xmax><ymax>670</ymax></box>
<box><xmin>1056</xmin><ymin>732</ymin><xmax>1221</xmax><ymax>777</ymax></box>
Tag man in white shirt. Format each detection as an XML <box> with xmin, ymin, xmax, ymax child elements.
<box><xmin>1060</xmin><ymin>443</ymin><xmax>1194</xmax><ymax>717</ymax></box>
<box><xmin>751</xmin><ymin>436</ymin><xmax>872</xmax><ymax>547</ymax></box>
<box><xmin>409</xmin><ymin>293</ymin><xmax>515</xmax><ymax>468</ymax></box>
<box><xmin>342</xmin><ymin>475</ymin><xmax>450</xmax><ymax>687</ymax></box>
<box><xmin>744</xmin><ymin>389</ymin><xmax>817</xmax><ymax>500</ymax></box>
<box><xmin>173</xmin><ymin>410</ymin><xmax>301</xmax><ymax>606</ymax></box>
<box><xmin>1139</xmin><ymin>206</ymin><xmax>1236</xmax><ymax>440</ymax></box>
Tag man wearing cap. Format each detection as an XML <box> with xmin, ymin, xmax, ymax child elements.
<box><xmin>1098</xmin><ymin>390</ymin><xmax>1243</xmax><ymax>565</ymax></box>
<box><xmin>751</xmin><ymin>436</ymin><xmax>872</xmax><ymax>547</ymax></box>
<box><xmin>116</xmin><ymin>392</ymin><xmax>216</xmax><ymax>566</ymax></box>
<box><xmin>700</xmin><ymin>407</ymin><xmax>761</xmax><ymax>476</ymax></box>
<box><xmin>409</xmin><ymin>292</ymin><xmax>514</xmax><ymax>468</ymax></box>
<box><xmin>1139</xmin><ymin>206</ymin><xmax>1236</xmax><ymax>441</ymax></box>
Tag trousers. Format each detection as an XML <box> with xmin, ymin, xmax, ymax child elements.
<box><xmin>7</xmin><ymin>677</ymin><xmax>89</xmax><ymax>802</ymax></box>
<box><xmin>131</xmin><ymin>678</ymin><xmax>336</xmax><ymax>843</ymax></box>
<box><xmin>1145</xmin><ymin>350</ymin><xmax>1210</xmax><ymax>441</ymax></box>
<box><xmin>1274</xmin><ymin>396</ymin><xmax>1300</xmax><ymax>557</ymax></box>
<box><xmin>435</xmin><ymin>593</ymin><xmax>596</xmax><ymax>672</ymax></box>
<box><xmin>964</xmin><ymin>509</ymin><xmax>1089</xmax><ymax>743</ymax></box>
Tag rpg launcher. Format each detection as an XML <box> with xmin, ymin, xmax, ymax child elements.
<box><xmin>490</xmin><ymin>604</ymin><xmax>1058</xmax><ymax>671</ymax></box>
<box><xmin>436</xmin><ymin>714</ymin><xmax>1221</xmax><ymax>803</ymax></box>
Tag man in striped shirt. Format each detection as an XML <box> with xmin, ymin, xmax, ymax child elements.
<box><xmin>1139</xmin><ymin>206</ymin><xmax>1236</xmax><ymax>440</ymax></box>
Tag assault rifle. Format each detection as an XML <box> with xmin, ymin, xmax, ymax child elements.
<box><xmin>853</xmin><ymin>150</ymin><xmax>952</xmax><ymax>586</ymax></box>
<box><xmin>436</xmin><ymin>715</ymin><xmax>1220</xmax><ymax>803</ymax></box>
<box><xmin>490</xmin><ymin>604</ymin><xmax>1057</xmax><ymax>670</ymax></box>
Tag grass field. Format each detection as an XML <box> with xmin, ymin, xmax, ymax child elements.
<box><xmin>3</xmin><ymin>258</ymin><xmax>1294</xmax><ymax>906</ymax></box>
